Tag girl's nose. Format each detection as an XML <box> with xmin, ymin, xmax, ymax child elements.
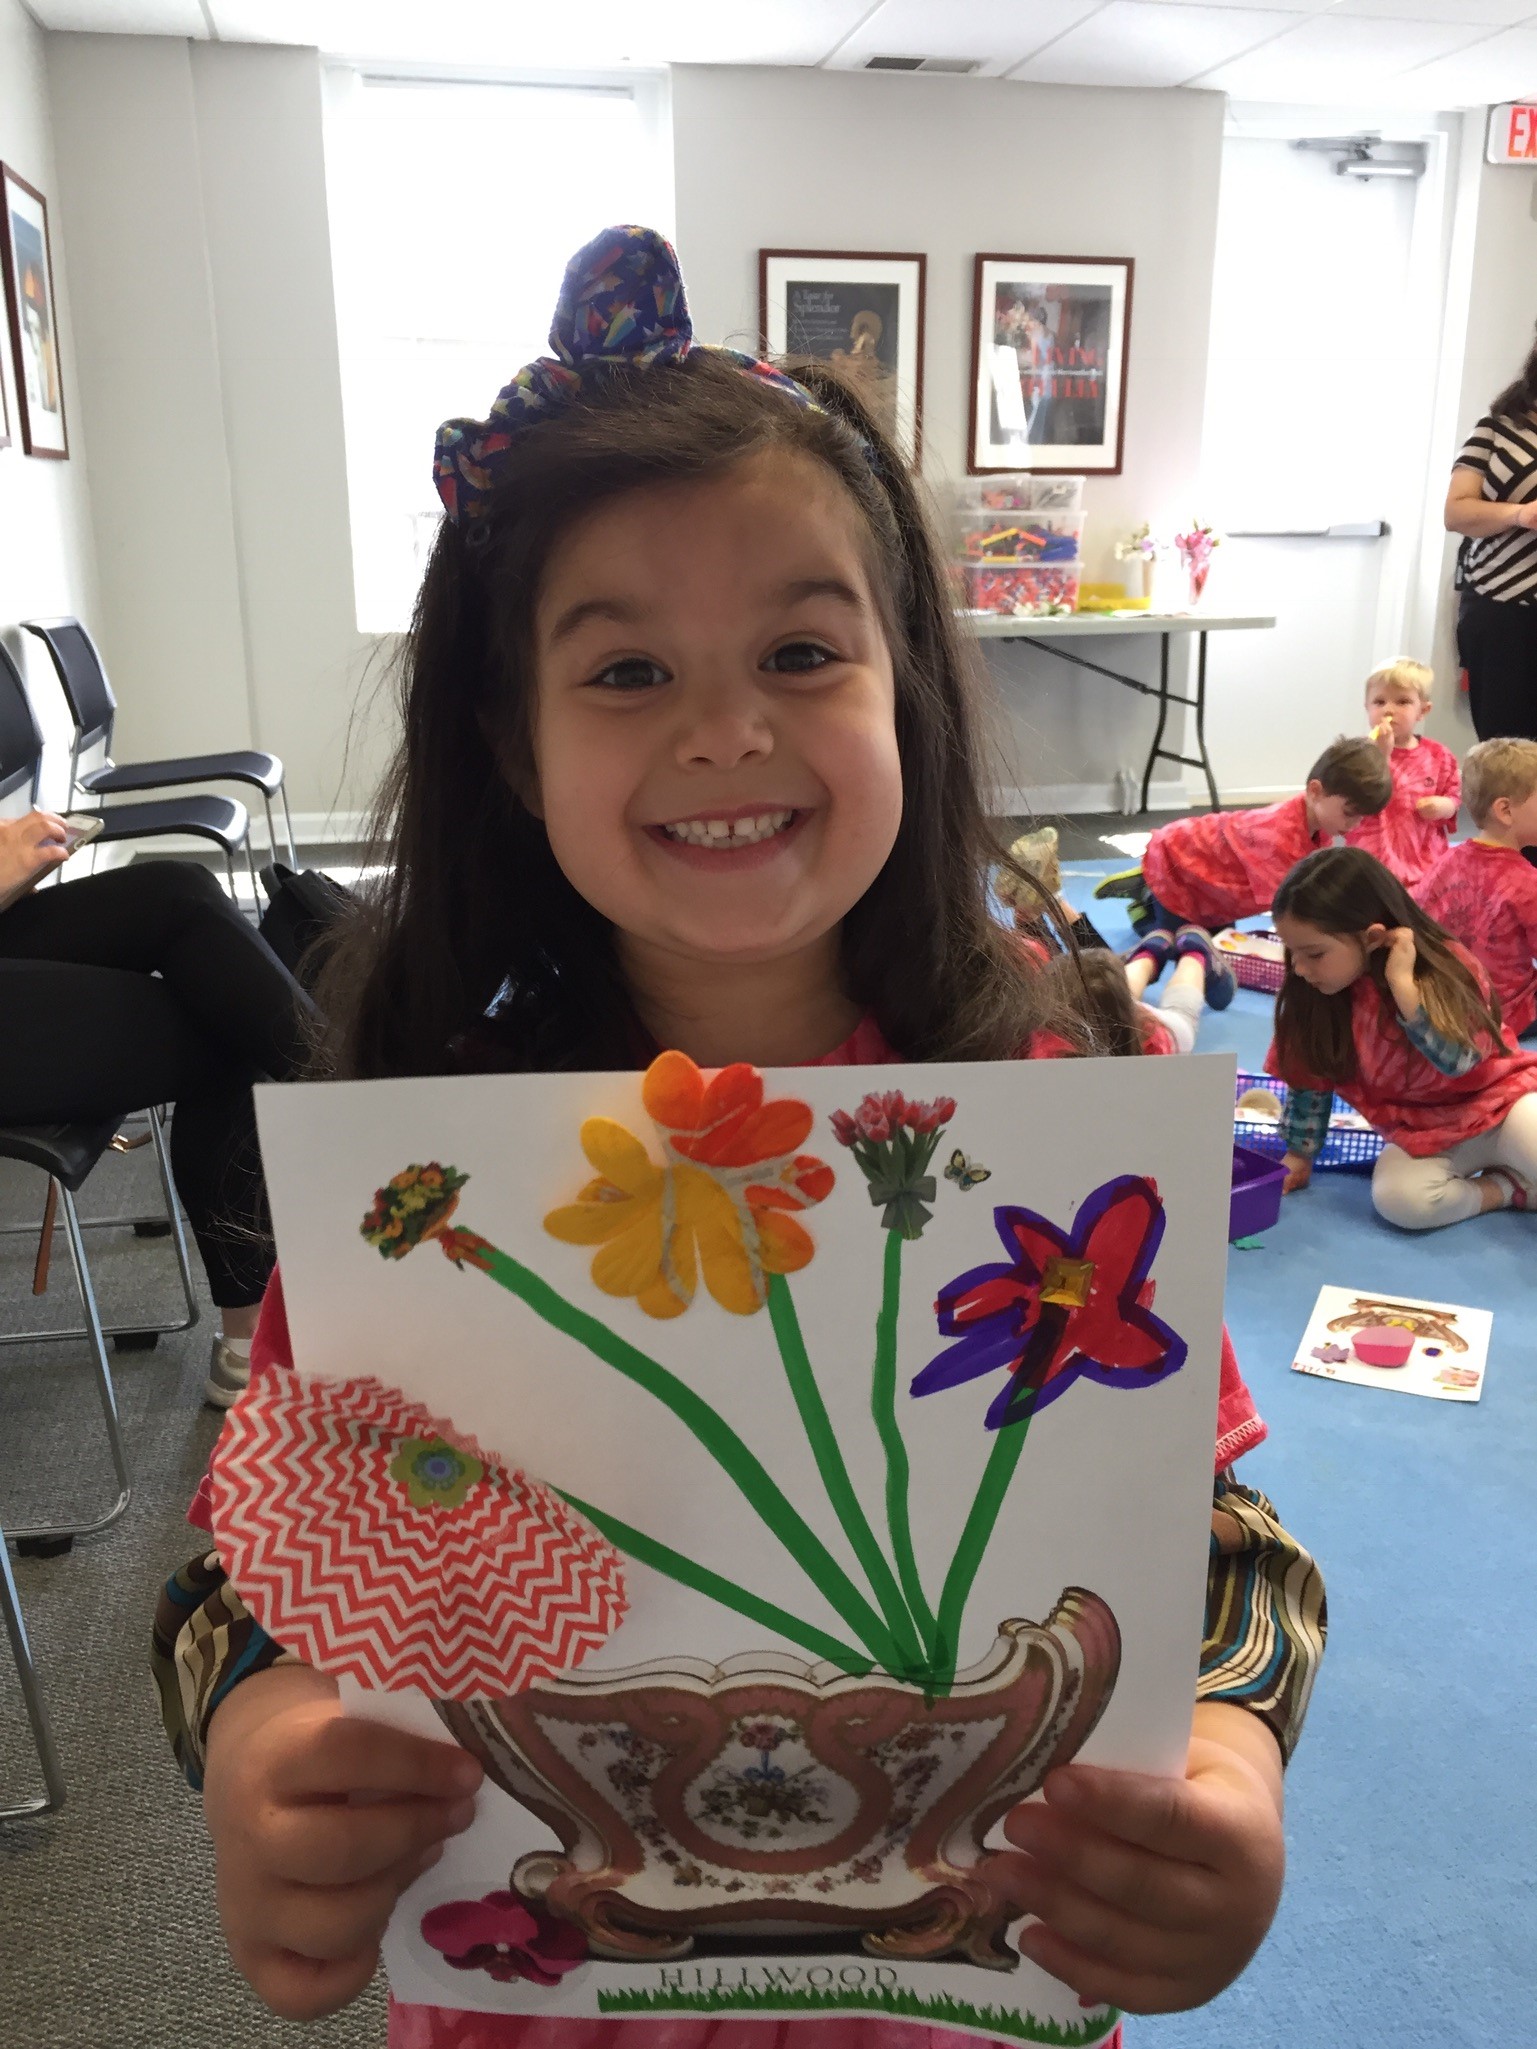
<box><xmin>673</xmin><ymin>679</ymin><xmax>775</xmax><ymax>771</ymax></box>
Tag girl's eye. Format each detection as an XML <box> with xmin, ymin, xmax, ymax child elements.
<box><xmin>766</xmin><ymin>641</ymin><xmax>835</xmax><ymax>675</ymax></box>
<box><xmin>589</xmin><ymin>657</ymin><xmax>668</xmax><ymax>693</ymax></box>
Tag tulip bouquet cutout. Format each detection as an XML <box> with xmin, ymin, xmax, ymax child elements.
<box><xmin>359</xmin><ymin>1051</ymin><xmax>1187</xmax><ymax>1695</ymax></box>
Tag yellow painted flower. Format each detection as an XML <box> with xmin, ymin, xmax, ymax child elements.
<box><xmin>544</xmin><ymin>1051</ymin><xmax>833</xmax><ymax>1319</ymax></box>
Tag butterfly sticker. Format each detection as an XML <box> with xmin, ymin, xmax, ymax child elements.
<box><xmin>943</xmin><ymin>1148</ymin><xmax>991</xmax><ymax>1193</ymax></box>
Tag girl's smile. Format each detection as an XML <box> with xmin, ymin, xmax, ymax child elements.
<box><xmin>648</xmin><ymin>804</ymin><xmax>808</xmax><ymax>866</ymax></box>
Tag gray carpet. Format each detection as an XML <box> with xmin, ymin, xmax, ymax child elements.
<box><xmin>0</xmin><ymin>1139</ymin><xmax>386</xmax><ymax>2049</ymax></box>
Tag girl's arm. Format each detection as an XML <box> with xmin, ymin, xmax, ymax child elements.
<box><xmin>998</xmin><ymin>1475</ymin><xmax>1323</xmax><ymax>2014</ymax></box>
<box><xmin>1278</xmin><ymin>1086</ymin><xmax>1330</xmax><ymax>1191</ymax></box>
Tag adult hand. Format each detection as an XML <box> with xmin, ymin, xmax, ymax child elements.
<box><xmin>203</xmin><ymin>1664</ymin><xmax>483</xmax><ymax>2022</ymax></box>
<box><xmin>0</xmin><ymin>809</ymin><xmax>69</xmax><ymax>912</ymax></box>
<box><xmin>997</xmin><ymin>1703</ymin><xmax>1285</xmax><ymax>2015</ymax></box>
<box><xmin>1512</xmin><ymin>500</ymin><xmax>1537</xmax><ymax>532</ymax></box>
<box><xmin>1281</xmin><ymin>1151</ymin><xmax>1312</xmax><ymax>1194</ymax></box>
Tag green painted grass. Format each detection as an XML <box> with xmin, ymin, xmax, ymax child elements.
<box><xmin>596</xmin><ymin>1980</ymin><xmax>1119</xmax><ymax>2045</ymax></box>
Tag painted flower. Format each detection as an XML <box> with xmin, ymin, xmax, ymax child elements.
<box><xmin>420</xmin><ymin>1890</ymin><xmax>587</xmax><ymax>1986</ymax></box>
<box><xmin>829</xmin><ymin>1090</ymin><xmax>958</xmax><ymax>1239</ymax></box>
<box><xmin>360</xmin><ymin>1163</ymin><xmax>469</xmax><ymax>1259</ymax></box>
<box><xmin>387</xmin><ymin>1435</ymin><xmax>484</xmax><ymax>1512</ymax></box>
<box><xmin>912</xmin><ymin>1175</ymin><xmax>1187</xmax><ymax>1429</ymax></box>
<box><xmin>543</xmin><ymin>1050</ymin><xmax>832</xmax><ymax>1319</ymax></box>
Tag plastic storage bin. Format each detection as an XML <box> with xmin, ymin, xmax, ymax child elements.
<box><xmin>956</xmin><ymin>473</ymin><xmax>1086</xmax><ymax>513</ymax></box>
<box><xmin>1229</xmin><ymin>1142</ymin><xmax>1285</xmax><ymax>1240</ymax></box>
<box><xmin>1232</xmin><ymin>1070</ymin><xmax>1383</xmax><ymax>1174</ymax></box>
<box><xmin>954</xmin><ymin>510</ymin><xmax>1086</xmax><ymax>564</ymax></box>
<box><xmin>959</xmin><ymin>562</ymin><xmax>1080</xmax><ymax>616</ymax></box>
<box><xmin>1216</xmin><ymin>926</ymin><xmax>1286</xmax><ymax>995</ymax></box>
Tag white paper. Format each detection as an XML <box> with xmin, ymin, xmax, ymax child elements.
<box><xmin>1290</xmin><ymin>1283</ymin><xmax>1491</xmax><ymax>1403</ymax></box>
<box><xmin>254</xmin><ymin>1052</ymin><xmax>1236</xmax><ymax>2044</ymax></box>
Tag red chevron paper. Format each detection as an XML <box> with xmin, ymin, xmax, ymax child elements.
<box><xmin>208</xmin><ymin>1374</ymin><xmax>627</xmax><ymax>1698</ymax></box>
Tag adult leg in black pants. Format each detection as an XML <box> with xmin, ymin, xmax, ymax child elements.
<box><xmin>0</xmin><ymin>860</ymin><xmax>318</xmax><ymax>1403</ymax></box>
<box><xmin>1459</xmin><ymin>590</ymin><xmax>1537</xmax><ymax>867</ymax></box>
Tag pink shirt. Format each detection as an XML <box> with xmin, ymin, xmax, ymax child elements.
<box><xmin>1267</xmin><ymin>946</ymin><xmax>1537</xmax><ymax>1156</ymax></box>
<box><xmin>1345</xmin><ymin>737</ymin><xmax>1460</xmax><ymax>889</ymax></box>
<box><xmin>1418</xmin><ymin>838</ymin><xmax>1537</xmax><ymax>1038</ymax></box>
<box><xmin>1142</xmin><ymin>795</ymin><xmax>1322</xmax><ymax>929</ymax></box>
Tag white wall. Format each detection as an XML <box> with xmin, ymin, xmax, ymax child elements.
<box><xmin>672</xmin><ymin>66</ymin><xmax>1228</xmax><ymax>814</ymax></box>
<box><xmin>45</xmin><ymin>32</ymin><xmax>390</xmax><ymax>832</ymax></box>
<box><xmin>0</xmin><ymin>0</ymin><xmax>100</xmax><ymax>811</ymax></box>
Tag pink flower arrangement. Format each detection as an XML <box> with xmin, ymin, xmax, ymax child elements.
<box><xmin>829</xmin><ymin>1092</ymin><xmax>958</xmax><ymax>1239</ymax></box>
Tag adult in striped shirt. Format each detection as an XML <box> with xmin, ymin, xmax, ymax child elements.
<box><xmin>1446</xmin><ymin>330</ymin><xmax>1537</xmax><ymax>752</ymax></box>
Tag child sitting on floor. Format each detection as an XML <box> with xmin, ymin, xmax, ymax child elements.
<box><xmin>998</xmin><ymin>827</ymin><xmax>1203</xmax><ymax>1051</ymax></box>
<box><xmin>1418</xmin><ymin>737</ymin><xmax>1537</xmax><ymax>1037</ymax></box>
<box><xmin>1345</xmin><ymin>657</ymin><xmax>1461</xmax><ymax>888</ymax></box>
<box><xmin>1097</xmin><ymin>737</ymin><xmax>1392</xmax><ymax>1011</ymax></box>
<box><xmin>1270</xmin><ymin>845</ymin><xmax>1537</xmax><ymax>1229</ymax></box>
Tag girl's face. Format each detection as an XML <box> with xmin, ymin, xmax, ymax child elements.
<box><xmin>527</xmin><ymin>448</ymin><xmax>903</xmax><ymax>977</ymax></box>
<box><xmin>1274</xmin><ymin>912</ymin><xmax>1370</xmax><ymax>996</ymax></box>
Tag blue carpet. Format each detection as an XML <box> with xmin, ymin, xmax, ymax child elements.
<box><xmin>1052</xmin><ymin>858</ymin><xmax>1537</xmax><ymax>2047</ymax></box>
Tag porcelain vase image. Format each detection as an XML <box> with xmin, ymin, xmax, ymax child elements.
<box><xmin>438</xmin><ymin>1587</ymin><xmax>1120</xmax><ymax>1970</ymax></box>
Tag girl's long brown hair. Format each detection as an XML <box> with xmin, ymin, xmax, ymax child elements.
<box><xmin>1272</xmin><ymin>846</ymin><xmax>1504</xmax><ymax>1084</ymax></box>
<box><xmin>319</xmin><ymin>350</ymin><xmax>1074</xmax><ymax>1077</ymax></box>
<box><xmin>1490</xmin><ymin>322</ymin><xmax>1537</xmax><ymax>423</ymax></box>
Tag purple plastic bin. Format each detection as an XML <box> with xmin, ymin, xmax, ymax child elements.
<box><xmin>1229</xmin><ymin>1142</ymin><xmax>1285</xmax><ymax>1241</ymax></box>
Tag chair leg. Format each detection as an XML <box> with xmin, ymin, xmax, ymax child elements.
<box><xmin>243</xmin><ymin>839</ymin><xmax>261</xmax><ymax>923</ymax></box>
<box><xmin>32</xmin><ymin>1180</ymin><xmax>58</xmax><ymax>1296</ymax></box>
<box><xmin>277</xmin><ymin>779</ymin><xmax>299</xmax><ymax>870</ymax></box>
<box><xmin>6</xmin><ymin>1187</ymin><xmax>132</xmax><ymax>1544</ymax></box>
<box><xmin>0</xmin><ymin>1531</ymin><xmax>66</xmax><ymax>1818</ymax></box>
<box><xmin>146</xmin><ymin>1105</ymin><xmax>199</xmax><ymax>1333</ymax></box>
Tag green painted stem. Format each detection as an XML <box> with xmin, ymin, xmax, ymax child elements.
<box><xmin>473</xmin><ymin>1244</ymin><xmax>903</xmax><ymax>1672</ymax></box>
<box><xmin>929</xmin><ymin>1393</ymin><xmax>1038</xmax><ymax>1694</ymax></box>
<box><xmin>766</xmin><ymin>1276</ymin><xmax>927</xmax><ymax>1681</ymax></box>
<box><xmin>868</xmin><ymin>1230</ymin><xmax>937</xmax><ymax>1654</ymax></box>
<box><xmin>558</xmin><ymin>1491</ymin><xmax>873</xmax><ymax>1674</ymax></box>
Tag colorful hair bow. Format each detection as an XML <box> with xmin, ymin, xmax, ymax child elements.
<box><xmin>432</xmin><ymin>224</ymin><xmax>834</xmax><ymax>530</ymax></box>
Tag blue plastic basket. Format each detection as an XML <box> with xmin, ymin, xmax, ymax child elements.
<box><xmin>1233</xmin><ymin>1070</ymin><xmax>1383</xmax><ymax>1174</ymax></box>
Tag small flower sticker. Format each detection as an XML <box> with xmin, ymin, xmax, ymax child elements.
<box><xmin>420</xmin><ymin>1890</ymin><xmax>587</xmax><ymax>1986</ymax></box>
<box><xmin>388</xmin><ymin>1436</ymin><xmax>484</xmax><ymax>1512</ymax></box>
<box><xmin>361</xmin><ymin>1164</ymin><xmax>469</xmax><ymax>1259</ymax></box>
<box><xmin>829</xmin><ymin>1091</ymin><xmax>957</xmax><ymax>1239</ymax></box>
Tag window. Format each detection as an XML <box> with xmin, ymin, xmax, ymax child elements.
<box><xmin>324</xmin><ymin>73</ymin><xmax>672</xmax><ymax>633</ymax></box>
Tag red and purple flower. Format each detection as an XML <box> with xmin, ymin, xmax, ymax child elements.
<box><xmin>420</xmin><ymin>1890</ymin><xmax>587</xmax><ymax>1986</ymax></box>
<box><xmin>912</xmin><ymin>1175</ymin><xmax>1187</xmax><ymax>1430</ymax></box>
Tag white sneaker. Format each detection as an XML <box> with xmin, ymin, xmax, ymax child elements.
<box><xmin>204</xmin><ymin>1336</ymin><xmax>252</xmax><ymax>1408</ymax></box>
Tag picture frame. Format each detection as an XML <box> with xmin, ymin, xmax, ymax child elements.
<box><xmin>0</xmin><ymin>163</ymin><xmax>68</xmax><ymax>460</ymax></box>
<box><xmin>760</xmin><ymin>249</ymin><xmax>926</xmax><ymax>464</ymax></box>
<box><xmin>968</xmin><ymin>253</ymin><xmax>1132</xmax><ymax>476</ymax></box>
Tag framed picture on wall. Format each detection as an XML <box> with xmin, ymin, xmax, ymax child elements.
<box><xmin>969</xmin><ymin>253</ymin><xmax>1132</xmax><ymax>475</ymax></box>
<box><xmin>0</xmin><ymin>316</ymin><xmax>11</xmax><ymax>451</ymax></box>
<box><xmin>0</xmin><ymin>164</ymin><xmax>68</xmax><ymax>460</ymax></box>
<box><xmin>760</xmin><ymin>249</ymin><xmax>926</xmax><ymax>463</ymax></box>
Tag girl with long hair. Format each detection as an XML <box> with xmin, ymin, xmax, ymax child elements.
<box><xmin>154</xmin><ymin>228</ymin><xmax>1323</xmax><ymax>2049</ymax></box>
<box><xmin>1270</xmin><ymin>845</ymin><xmax>1537</xmax><ymax>1227</ymax></box>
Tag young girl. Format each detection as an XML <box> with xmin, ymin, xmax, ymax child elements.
<box><xmin>156</xmin><ymin>228</ymin><xmax>1322</xmax><ymax>2049</ymax></box>
<box><xmin>1270</xmin><ymin>845</ymin><xmax>1537</xmax><ymax>1227</ymax></box>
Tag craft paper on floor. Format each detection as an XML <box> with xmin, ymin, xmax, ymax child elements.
<box><xmin>1290</xmin><ymin>1284</ymin><xmax>1491</xmax><ymax>1403</ymax></box>
<box><xmin>226</xmin><ymin>1053</ymin><xmax>1235</xmax><ymax>2049</ymax></box>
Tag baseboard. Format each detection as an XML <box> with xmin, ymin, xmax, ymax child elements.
<box><xmin>995</xmin><ymin>780</ymin><xmax>1195</xmax><ymax>819</ymax></box>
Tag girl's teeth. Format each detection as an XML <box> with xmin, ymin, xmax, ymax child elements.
<box><xmin>662</xmin><ymin>810</ymin><xmax>794</xmax><ymax>848</ymax></box>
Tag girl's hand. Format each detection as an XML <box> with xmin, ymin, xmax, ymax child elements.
<box><xmin>1281</xmin><ymin>1151</ymin><xmax>1312</xmax><ymax>1194</ymax></box>
<box><xmin>1367</xmin><ymin>923</ymin><xmax>1420</xmax><ymax>1012</ymax></box>
<box><xmin>0</xmin><ymin>809</ymin><xmax>69</xmax><ymax>912</ymax></box>
<box><xmin>998</xmin><ymin>1703</ymin><xmax>1285</xmax><ymax>2015</ymax></box>
<box><xmin>203</xmin><ymin>1663</ymin><xmax>483</xmax><ymax>2022</ymax></box>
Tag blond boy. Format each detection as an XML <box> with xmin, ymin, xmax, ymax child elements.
<box><xmin>1344</xmin><ymin>658</ymin><xmax>1460</xmax><ymax>887</ymax></box>
<box><xmin>1419</xmin><ymin>737</ymin><xmax>1537</xmax><ymax>1036</ymax></box>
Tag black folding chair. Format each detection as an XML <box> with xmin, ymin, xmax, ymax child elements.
<box><xmin>0</xmin><ymin>634</ymin><xmax>44</xmax><ymax>811</ymax></box>
<box><xmin>1</xmin><ymin>1518</ymin><xmax>65</xmax><ymax>1818</ymax></box>
<box><xmin>21</xmin><ymin>615</ymin><xmax>294</xmax><ymax>886</ymax></box>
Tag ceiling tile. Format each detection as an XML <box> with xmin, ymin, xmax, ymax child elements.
<box><xmin>1194</xmin><ymin>10</ymin><xmax>1494</xmax><ymax>90</ymax></box>
<box><xmin>1009</xmin><ymin>2</ymin><xmax>1299</xmax><ymax>87</ymax></box>
<box><xmin>827</xmin><ymin>0</ymin><xmax>1108</xmax><ymax>74</ymax></box>
<box><xmin>1390</xmin><ymin>18</ymin><xmax>1537</xmax><ymax>94</ymax></box>
<box><xmin>205</xmin><ymin>0</ymin><xmax>874</xmax><ymax>67</ymax></box>
<box><xmin>28</xmin><ymin>0</ymin><xmax>208</xmax><ymax>29</ymax></box>
<box><xmin>1332</xmin><ymin>0</ymin><xmax>1537</xmax><ymax>20</ymax></box>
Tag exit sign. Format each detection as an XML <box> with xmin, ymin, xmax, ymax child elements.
<box><xmin>1488</xmin><ymin>103</ymin><xmax>1537</xmax><ymax>162</ymax></box>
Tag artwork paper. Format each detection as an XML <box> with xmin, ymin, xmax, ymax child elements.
<box><xmin>245</xmin><ymin>1053</ymin><xmax>1236</xmax><ymax>2046</ymax></box>
<box><xmin>1290</xmin><ymin>1284</ymin><xmax>1491</xmax><ymax>1403</ymax></box>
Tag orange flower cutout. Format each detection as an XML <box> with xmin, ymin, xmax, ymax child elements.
<box><xmin>544</xmin><ymin>1051</ymin><xmax>834</xmax><ymax>1319</ymax></box>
